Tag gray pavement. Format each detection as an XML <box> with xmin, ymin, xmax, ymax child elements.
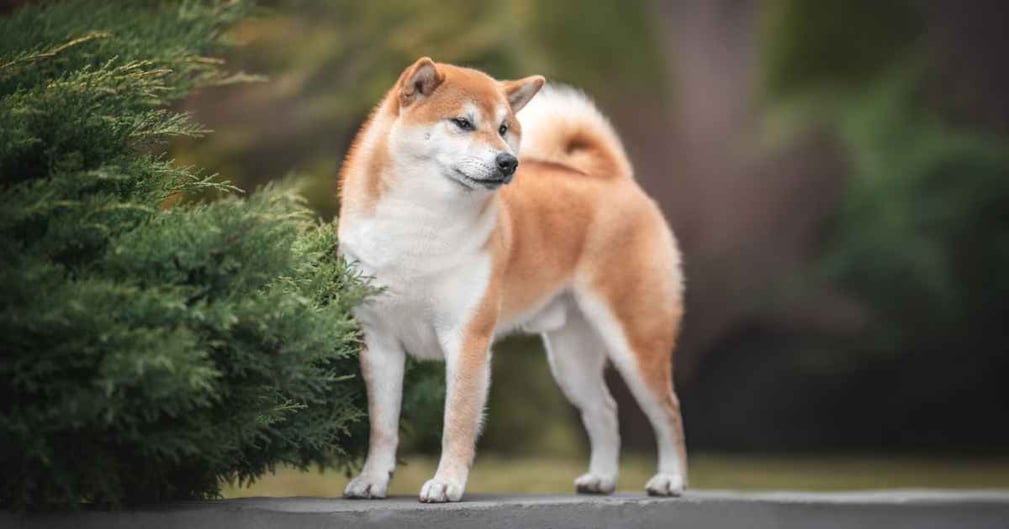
<box><xmin>3</xmin><ymin>490</ymin><xmax>1009</xmax><ymax>528</ymax></box>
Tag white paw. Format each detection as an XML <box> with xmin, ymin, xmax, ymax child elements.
<box><xmin>574</xmin><ymin>472</ymin><xmax>616</xmax><ymax>494</ymax></box>
<box><xmin>418</xmin><ymin>477</ymin><xmax>464</xmax><ymax>503</ymax></box>
<box><xmin>344</xmin><ymin>472</ymin><xmax>390</xmax><ymax>499</ymax></box>
<box><xmin>645</xmin><ymin>473</ymin><xmax>685</xmax><ymax>497</ymax></box>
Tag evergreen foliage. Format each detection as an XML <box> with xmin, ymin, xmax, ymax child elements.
<box><xmin>0</xmin><ymin>0</ymin><xmax>369</xmax><ymax>508</ymax></box>
<box><xmin>756</xmin><ymin>0</ymin><xmax>1009</xmax><ymax>447</ymax></box>
<box><xmin>824</xmin><ymin>69</ymin><xmax>1009</xmax><ymax>379</ymax></box>
<box><xmin>764</xmin><ymin>0</ymin><xmax>1009</xmax><ymax>368</ymax></box>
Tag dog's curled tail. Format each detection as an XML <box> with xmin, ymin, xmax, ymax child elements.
<box><xmin>517</xmin><ymin>84</ymin><xmax>633</xmax><ymax>179</ymax></box>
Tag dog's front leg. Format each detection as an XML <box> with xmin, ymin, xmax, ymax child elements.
<box><xmin>344</xmin><ymin>328</ymin><xmax>405</xmax><ymax>499</ymax></box>
<box><xmin>419</xmin><ymin>324</ymin><xmax>493</xmax><ymax>503</ymax></box>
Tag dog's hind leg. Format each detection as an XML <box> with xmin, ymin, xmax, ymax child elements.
<box><xmin>578</xmin><ymin>287</ymin><xmax>687</xmax><ymax>496</ymax></box>
<box><xmin>543</xmin><ymin>309</ymin><xmax>620</xmax><ymax>494</ymax></box>
<box><xmin>575</xmin><ymin>225</ymin><xmax>688</xmax><ymax>497</ymax></box>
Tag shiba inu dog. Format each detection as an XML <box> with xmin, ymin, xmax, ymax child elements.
<box><xmin>338</xmin><ymin>58</ymin><xmax>686</xmax><ymax>503</ymax></box>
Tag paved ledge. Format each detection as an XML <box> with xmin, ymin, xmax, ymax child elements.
<box><xmin>4</xmin><ymin>490</ymin><xmax>1009</xmax><ymax>529</ymax></box>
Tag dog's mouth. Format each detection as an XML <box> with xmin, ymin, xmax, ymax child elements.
<box><xmin>450</xmin><ymin>168</ymin><xmax>510</xmax><ymax>191</ymax></box>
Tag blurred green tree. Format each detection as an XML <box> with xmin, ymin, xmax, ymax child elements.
<box><xmin>0</xmin><ymin>0</ymin><xmax>372</xmax><ymax>508</ymax></box>
<box><xmin>741</xmin><ymin>0</ymin><xmax>1009</xmax><ymax>448</ymax></box>
<box><xmin>766</xmin><ymin>0</ymin><xmax>1009</xmax><ymax>361</ymax></box>
<box><xmin>817</xmin><ymin>69</ymin><xmax>1009</xmax><ymax>444</ymax></box>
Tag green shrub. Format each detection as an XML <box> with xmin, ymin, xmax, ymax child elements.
<box><xmin>824</xmin><ymin>69</ymin><xmax>1009</xmax><ymax>361</ymax></box>
<box><xmin>753</xmin><ymin>0</ymin><xmax>1009</xmax><ymax>448</ymax></box>
<box><xmin>0</xmin><ymin>0</ymin><xmax>369</xmax><ymax>508</ymax></box>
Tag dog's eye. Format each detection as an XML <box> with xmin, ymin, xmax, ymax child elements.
<box><xmin>451</xmin><ymin>117</ymin><xmax>474</xmax><ymax>131</ymax></box>
<box><xmin>498</xmin><ymin>123</ymin><xmax>508</xmax><ymax>136</ymax></box>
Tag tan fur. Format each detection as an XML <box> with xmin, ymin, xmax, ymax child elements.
<box><xmin>340</xmin><ymin>58</ymin><xmax>687</xmax><ymax>500</ymax></box>
<box><xmin>340</xmin><ymin>64</ymin><xmax>531</xmax><ymax>213</ymax></box>
<box><xmin>337</xmin><ymin>96</ymin><xmax>394</xmax><ymax>214</ymax></box>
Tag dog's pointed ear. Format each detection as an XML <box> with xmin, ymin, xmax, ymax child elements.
<box><xmin>502</xmin><ymin>75</ymin><xmax>545</xmax><ymax>113</ymax></box>
<box><xmin>399</xmin><ymin>57</ymin><xmax>444</xmax><ymax>107</ymax></box>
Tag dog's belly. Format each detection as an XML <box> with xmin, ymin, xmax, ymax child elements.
<box><xmin>351</xmin><ymin>263</ymin><xmax>572</xmax><ymax>359</ymax></box>
<box><xmin>496</xmin><ymin>291</ymin><xmax>571</xmax><ymax>336</ymax></box>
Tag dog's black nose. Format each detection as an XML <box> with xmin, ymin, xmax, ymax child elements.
<box><xmin>496</xmin><ymin>153</ymin><xmax>518</xmax><ymax>176</ymax></box>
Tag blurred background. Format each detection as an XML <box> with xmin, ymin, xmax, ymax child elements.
<box><xmin>170</xmin><ymin>0</ymin><xmax>1009</xmax><ymax>493</ymax></box>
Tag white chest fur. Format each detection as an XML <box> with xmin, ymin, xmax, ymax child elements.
<box><xmin>339</xmin><ymin>185</ymin><xmax>497</xmax><ymax>360</ymax></box>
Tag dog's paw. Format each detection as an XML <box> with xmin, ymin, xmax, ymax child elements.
<box><xmin>645</xmin><ymin>473</ymin><xmax>685</xmax><ymax>497</ymax></box>
<box><xmin>419</xmin><ymin>477</ymin><xmax>464</xmax><ymax>503</ymax></box>
<box><xmin>574</xmin><ymin>472</ymin><xmax>616</xmax><ymax>494</ymax></box>
<box><xmin>344</xmin><ymin>473</ymin><xmax>390</xmax><ymax>499</ymax></box>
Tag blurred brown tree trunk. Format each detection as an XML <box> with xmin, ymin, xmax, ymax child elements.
<box><xmin>605</xmin><ymin>0</ymin><xmax>846</xmax><ymax>451</ymax></box>
<box><xmin>642</xmin><ymin>0</ymin><xmax>844</xmax><ymax>375</ymax></box>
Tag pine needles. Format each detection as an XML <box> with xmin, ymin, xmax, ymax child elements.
<box><xmin>0</xmin><ymin>0</ymin><xmax>369</xmax><ymax>508</ymax></box>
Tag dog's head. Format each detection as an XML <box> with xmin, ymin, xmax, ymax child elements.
<box><xmin>387</xmin><ymin>57</ymin><xmax>544</xmax><ymax>192</ymax></box>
